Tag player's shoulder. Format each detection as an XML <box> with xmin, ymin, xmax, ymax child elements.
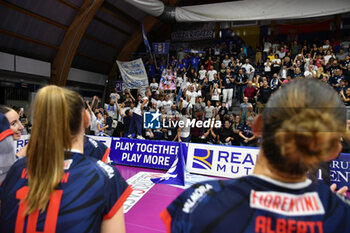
<box><xmin>4</xmin><ymin>156</ymin><xmax>27</xmax><ymax>180</ymax></box>
<box><xmin>84</xmin><ymin>136</ymin><xmax>107</xmax><ymax>151</ymax></box>
<box><xmin>174</xmin><ymin>179</ymin><xmax>246</xmax><ymax>214</ymax></box>
<box><xmin>80</xmin><ymin>155</ymin><xmax>118</xmax><ymax>180</ymax></box>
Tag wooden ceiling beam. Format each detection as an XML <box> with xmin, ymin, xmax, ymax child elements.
<box><xmin>94</xmin><ymin>15</ymin><xmax>131</xmax><ymax>36</ymax></box>
<box><xmin>57</xmin><ymin>0</ymin><xmax>79</xmax><ymax>11</ymax></box>
<box><xmin>0</xmin><ymin>28</ymin><xmax>111</xmax><ymax>66</ymax></box>
<box><xmin>50</xmin><ymin>0</ymin><xmax>105</xmax><ymax>86</ymax></box>
<box><xmin>1</xmin><ymin>0</ymin><xmax>122</xmax><ymax>49</ymax></box>
<box><xmin>84</xmin><ymin>34</ymin><xmax>120</xmax><ymax>50</ymax></box>
<box><xmin>0</xmin><ymin>28</ymin><xmax>59</xmax><ymax>50</ymax></box>
<box><xmin>58</xmin><ymin>0</ymin><xmax>133</xmax><ymax>35</ymax></box>
<box><xmin>0</xmin><ymin>0</ymin><xmax>66</xmax><ymax>29</ymax></box>
<box><xmin>101</xmin><ymin>1</ymin><xmax>139</xmax><ymax>28</ymax></box>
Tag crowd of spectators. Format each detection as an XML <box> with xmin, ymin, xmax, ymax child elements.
<box><xmin>86</xmin><ymin>37</ymin><xmax>350</xmax><ymax>146</ymax></box>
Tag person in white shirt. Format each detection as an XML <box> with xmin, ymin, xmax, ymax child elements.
<box><xmin>324</xmin><ymin>50</ymin><xmax>335</xmax><ymax>65</ymax></box>
<box><xmin>207</xmin><ymin>65</ymin><xmax>217</xmax><ymax>82</ymax></box>
<box><xmin>272</xmin><ymin>54</ymin><xmax>282</xmax><ymax>75</ymax></box>
<box><xmin>149</xmin><ymin>78</ymin><xmax>159</xmax><ymax>94</ymax></box>
<box><xmin>109</xmin><ymin>88</ymin><xmax>120</xmax><ymax>103</ymax></box>
<box><xmin>178</xmin><ymin>97</ymin><xmax>192</xmax><ymax>115</ymax></box>
<box><xmin>94</xmin><ymin>111</ymin><xmax>108</xmax><ymax>136</ymax></box>
<box><xmin>175</xmin><ymin>108</ymin><xmax>191</xmax><ymax>142</ymax></box>
<box><xmin>196</xmin><ymin>84</ymin><xmax>202</xmax><ymax>98</ymax></box>
<box><xmin>279</xmin><ymin>65</ymin><xmax>288</xmax><ymax>80</ymax></box>
<box><xmin>304</xmin><ymin>65</ymin><xmax>317</xmax><ymax>79</ymax></box>
<box><xmin>204</xmin><ymin>100</ymin><xmax>216</xmax><ymax>120</ymax></box>
<box><xmin>210</xmin><ymin>83</ymin><xmax>221</xmax><ymax>104</ymax></box>
<box><xmin>198</xmin><ymin>65</ymin><xmax>207</xmax><ymax>81</ymax></box>
<box><xmin>181</xmin><ymin>76</ymin><xmax>191</xmax><ymax>92</ymax></box>
<box><xmin>303</xmin><ymin>53</ymin><xmax>312</xmax><ymax>71</ymax></box>
<box><xmin>241</xmin><ymin>58</ymin><xmax>255</xmax><ymax>81</ymax></box>
<box><xmin>222</xmin><ymin>54</ymin><xmax>231</xmax><ymax>68</ymax></box>
<box><xmin>104</xmin><ymin>98</ymin><xmax>118</xmax><ymax>120</ymax></box>
<box><xmin>186</xmin><ymin>85</ymin><xmax>198</xmax><ymax>105</ymax></box>
<box><xmin>322</xmin><ymin>39</ymin><xmax>331</xmax><ymax>50</ymax></box>
<box><xmin>176</xmin><ymin>75</ymin><xmax>183</xmax><ymax>90</ymax></box>
<box><xmin>162</xmin><ymin>94</ymin><xmax>173</xmax><ymax>114</ymax></box>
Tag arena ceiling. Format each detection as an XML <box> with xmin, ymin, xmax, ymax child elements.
<box><xmin>0</xmin><ymin>0</ymin><xmax>230</xmax><ymax>78</ymax></box>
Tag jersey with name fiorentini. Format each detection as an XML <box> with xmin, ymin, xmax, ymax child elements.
<box><xmin>162</xmin><ymin>175</ymin><xmax>350</xmax><ymax>233</ymax></box>
<box><xmin>0</xmin><ymin>152</ymin><xmax>132</xmax><ymax>233</ymax></box>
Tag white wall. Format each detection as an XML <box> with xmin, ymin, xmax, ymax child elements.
<box><xmin>0</xmin><ymin>52</ymin><xmax>15</xmax><ymax>71</ymax></box>
<box><xmin>0</xmin><ymin>52</ymin><xmax>107</xmax><ymax>86</ymax></box>
<box><xmin>67</xmin><ymin>68</ymin><xmax>107</xmax><ymax>86</ymax></box>
<box><xmin>15</xmin><ymin>56</ymin><xmax>50</xmax><ymax>77</ymax></box>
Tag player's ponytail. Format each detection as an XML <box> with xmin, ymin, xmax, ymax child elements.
<box><xmin>261</xmin><ymin>79</ymin><xmax>350</xmax><ymax>176</ymax></box>
<box><xmin>25</xmin><ymin>85</ymin><xmax>84</xmax><ymax>215</ymax></box>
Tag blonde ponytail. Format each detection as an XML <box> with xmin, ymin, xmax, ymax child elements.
<box><xmin>25</xmin><ymin>85</ymin><xmax>83</xmax><ymax>214</ymax></box>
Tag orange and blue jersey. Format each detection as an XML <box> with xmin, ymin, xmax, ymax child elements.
<box><xmin>0</xmin><ymin>152</ymin><xmax>132</xmax><ymax>233</ymax></box>
<box><xmin>162</xmin><ymin>175</ymin><xmax>350</xmax><ymax>233</ymax></box>
<box><xmin>84</xmin><ymin>136</ymin><xmax>110</xmax><ymax>163</ymax></box>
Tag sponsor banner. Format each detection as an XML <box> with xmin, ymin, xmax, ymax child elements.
<box><xmin>15</xmin><ymin>135</ymin><xmax>30</xmax><ymax>153</ymax></box>
<box><xmin>124</xmin><ymin>172</ymin><xmax>163</xmax><ymax>213</ymax></box>
<box><xmin>159</xmin><ymin>69</ymin><xmax>176</xmax><ymax>90</ymax></box>
<box><xmin>14</xmin><ymin>135</ymin><xmax>350</xmax><ymax>189</ymax></box>
<box><xmin>186</xmin><ymin>143</ymin><xmax>258</xmax><ymax>179</ymax></box>
<box><xmin>171</xmin><ymin>29</ymin><xmax>214</xmax><ymax>42</ymax></box>
<box><xmin>109</xmin><ymin>137</ymin><xmax>179</xmax><ymax>170</ymax></box>
<box><xmin>184</xmin><ymin>49</ymin><xmax>205</xmax><ymax>54</ymax></box>
<box><xmin>186</xmin><ymin>141</ymin><xmax>350</xmax><ymax>189</ymax></box>
<box><xmin>327</xmin><ymin>153</ymin><xmax>350</xmax><ymax>189</ymax></box>
<box><xmin>152</xmin><ymin>42</ymin><xmax>170</xmax><ymax>54</ymax></box>
<box><xmin>116</xmin><ymin>58</ymin><xmax>149</xmax><ymax>90</ymax></box>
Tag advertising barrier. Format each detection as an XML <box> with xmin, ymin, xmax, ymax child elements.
<box><xmin>109</xmin><ymin>137</ymin><xmax>179</xmax><ymax>170</ymax></box>
<box><xmin>328</xmin><ymin>154</ymin><xmax>350</xmax><ymax>189</ymax></box>
<box><xmin>186</xmin><ymin>143</ymin><xmax>258</xmax><ymax>179</ymax></box>
<box><xmin>15</xmin><ymin>135</ymin><xmax>30</xmax><ymax>154</ymax></box>
<box><xmin>185</xmin><ymin>142</ymin><xmax>350</xmax><ymax>189</ymax></box>
<box><xmin>14</xmin><ymin>135</ymin><xmax>350</xmax><ymax>188</ymax></box>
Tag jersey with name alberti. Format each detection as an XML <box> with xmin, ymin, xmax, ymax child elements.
<box><xmin>162</xmin><ymin>175</ymin><xmax>350</xmax><ymax>233</ymax></box>
<box><xmin>0</xmin><ymin>152</ymin><xmax>132</xmax><ymax>233</ymax></box>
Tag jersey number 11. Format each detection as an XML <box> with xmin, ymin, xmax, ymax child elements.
<box><xmin>15</xmin><ymin>186</ymin><xmax>63</xmax><ymax>233</ymax></box>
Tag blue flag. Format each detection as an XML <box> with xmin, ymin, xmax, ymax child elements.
<box><xmin>152</xmin><ymin>42</ymin><xmax>170</xmax><ymax>54</ymax></box>
<box><xmin>142</xmin><ymin>24</ymin><xmax>151</xmax><ymax>54</ymax></box>
<box><xmin>151</xmin><ymin>143</ymin><xmax>185</xmax><ymax>186</ymax></box>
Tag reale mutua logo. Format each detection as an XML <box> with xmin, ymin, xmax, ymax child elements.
<box><xmin>192</xmin><ymin>148</ymin><xmax>213</xmax><ymax>170</ymax></box>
